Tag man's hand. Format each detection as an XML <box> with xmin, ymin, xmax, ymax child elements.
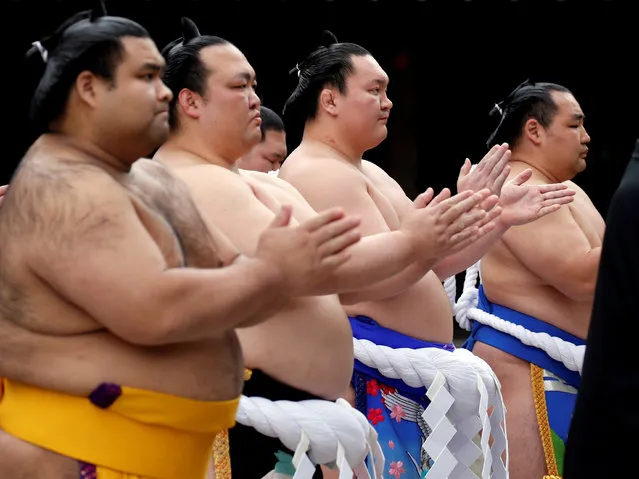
<box><xmin>254</xmin><ymin>205</ymin><xmax>361</xmax><ymax>296</ymax></box>
<box><xmin>457</xmin><ymin>143</ymin><xmax>511</xmax><ymax>196</ymax></box>
<box><xmin>404</xmin><ymin>187</ymin><xmax>501</xmax><ymax>260</ymax></box>
<box><xmin>499</xmin><ymin>169</ymin><xmax>576</xmax><ymax>226</ymax></box>
<box><xmin>0</xmin><ymin>184</ymin><xmax>7</xmax><ymax>206</ymax></box>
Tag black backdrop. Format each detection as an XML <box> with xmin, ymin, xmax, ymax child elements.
<box><xmin>3</xmin><ymin>0</ymin><xmax>637</xmax><ymax>218</ymax></box>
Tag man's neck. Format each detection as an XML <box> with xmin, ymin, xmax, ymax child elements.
<box><xmin>156</xmin><ymin>133</ymin><xmax>239</xmax><ymax>172</ymax></box>
<box><xmin>47</xmin><ymin>132</ymin><xmax>135</xmax><ymax>174</ymax></box>
<box><xmin>302</xmin><ymin>125</ymin><xmax>365</xmax><ymax>167</ymax></box>
<box><xmin>508</xmin><ymin>154</ymin><xmax>564</xmax><ymax>183</ymax></box>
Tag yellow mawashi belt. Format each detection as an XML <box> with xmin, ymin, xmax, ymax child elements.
<box><xmin>214</xmin><ymin>368</ymin><xmax>253</xmax><ymax>479</ymax></box>
<box><xmin>0</xmin><ymin>378</ymin><xmax>238</xmax><ymax>479</ymax></box>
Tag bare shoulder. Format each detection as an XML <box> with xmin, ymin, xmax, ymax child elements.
<box><xmin>177</xmin><ymin>164</ymin><xmax>246</xmax><ymax>189</ymax></box>
<box><xmin>563</xmin><ymin>179</ymin><xmax>585</xmax><ymax>192</ymax></box>
<box><xmin>240</xmin><ymin>169</ymin><xmax>306</xmax><ymax>199</ymax></box>
<box><xmin>361</xmin><ymin>159</ymin><xmax>390</xmax><ymax>179</ymax></box>
<box><xmin>238</xmin><ymin>169</ymin><xmax>272</xmax><ymax>184</ymax></box>
<box><xmin>564</xmin><ymin>179</ymin><xmax>596</xmax><ymax>204</ymax></box>
<box><xmin>168</xmin><ymin>164</ymin><xmax>256</xmax><ymax>214</ymax></box>
<box><xmin>279</xmin><ymin>153</ymin><xmax>366</xmax><ymax>192</ymax></box>
<box><xmin>361</xmin><ymin>159</ymin><xmax>402</xmax><ymax>188</ymax></box>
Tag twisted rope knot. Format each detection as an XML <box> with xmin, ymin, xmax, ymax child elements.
<box><xmin>353</xmin><ymin>339</ymin><xmax>501</xmax><ymax>424</ymax></box>
<box><xmin>236</xmin><ymin>395</ymin><xmax>374</xmax><ymax>467</ymax></box>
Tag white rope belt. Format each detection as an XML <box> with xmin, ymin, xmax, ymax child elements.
<box><xmin>236</xmin><ymin>395</ymin><xmax>384</xmax><ymax>478</ymax></box>
<box><xmin>353</xmin><ymin>338</ymin><xmax>509</xmax><ymax>479</ymax></box>
<box><xmin>452</xmin><ymin>261</ymin><xmax>585</xmax><ymax>374</ymax></box>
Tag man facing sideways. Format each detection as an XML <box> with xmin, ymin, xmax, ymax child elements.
<box><xmin>279</xmin><ymin>34</ymin><xmax>576</xmax><ymax>478</ymax></box>
<box><xmin>0</xmin><ymin>6</ymin><xmax>362</xmax><ymax>479</ymax></box>
<box><xmin>464</xmin><ymin>80</ymin><xmax>602</xmax><ymax>479</ymax></box>
<box><xmin>154</xmin><ymin>18</ymin><xmax>501</xmax><ymax>479</ymax></box>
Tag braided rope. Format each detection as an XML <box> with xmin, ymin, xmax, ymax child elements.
<box><xmin>353</xmin><ymin>338</ymin><xmax>508</xmax><ymax>478</ymax></box>
<box><xmin>235</xmin><ymin>395</ymin><xmax>383</xmax><ymax>477</ymax></box>
<box><xmin>444</xmin><ymin>274</ymin><xmax>457</xmax><ymax>310</ymax></box>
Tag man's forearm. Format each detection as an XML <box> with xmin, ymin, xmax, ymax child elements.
<box><xmin>339</xmin><ymin>258</ymin><xmax>437</xmax><ymax>304</ymax></box>
<box><xmin>152</xmin><ymin>256</ymin><xmax>287</xmax><ymax>344</ymax></box>
<box><xmin>310</xmin><ymin>231</ymin><xmax>424</xmax><ymax>296</ymax></box>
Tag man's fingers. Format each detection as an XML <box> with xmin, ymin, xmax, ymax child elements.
<box><xmin>508</xmin><ymin>167</ymin><xmax>533</xmax><ymax>187</ymax></box>
<box><xmin>414</xmin><ymin>187</ymin><xmax>434</xmax><ymax>209</ymax></box>
<box><xmin>317</xmin><ymin>229</ymin><xmax>361</xmax><ymax>258</ymax></box>
<box><xmin>476</xmin><ymin>144</ymin><xmax>501</xmax><ymax>172</ymax></box>
<box><xmin>439</xmin><ymin>189</ymin><xmax>490</xmax><ymax>223</ymax></box>
<box><xmin>448</xmin><ymin>209</ymin><xmax>487</xmax><ymax>236</ymax></box>
<box><xmin>301</xmin><ymin>207</ymin><xmax>346</xmax><ymax>233</ymax></box>
<box><xmin>320</xmin><ymin>251</ymin><xmax>352</xmax><ymax>270</ymax></box>
<box><xmin>0</xmin><ymin>185</ymin><xmax>8</xmax><ymax>196</ymax></box>
<box><xmin>542</xmin><ymin>189</ymin><xmax>576</xmax><ymax>201</ymax></box>
<box><xmin>449</xmin><ymin>227</ymin><xmax>480</xmax><ymax>250</ymax></box>
<box><xmin>479</xmin><ymin>194</ymin><xmax>500</xmax><ymax>212</ymax></box>
<box><xmin>458</xmin><ymin>158</ymin><xmax>472</xmax><ymax>178</ymax></box>
<box><xmin>311</xmin><ymin>215</ymin><xmax>360</xmax><ymax>244</ymax></box>
<box><xmin>542</xmin><ymin>190</ymin><xmax>576</xmax><ymax>200</ymax></box>
<box><xmin>269</xmin><ymin>204</ymin><xmax>293</xmax><ymax>228</ymax></box>
<box><xmin>486</xmin><ymin>146</ymin><xmax>511</xmax><ymax>183</ymax></box>
<box><xmin>435</xmin><ymin>189</ymin><xmax>475</xmax><ymax>213</ymax></box>
<box><xmin>480</xmin><ymin>143</ymin><xmax>508</xmax><ymax>176</ymax></box>
<box><xmin>491</xmin><ymin>162</ymin><xmax>511</xmax><ymax>193</ymax></box>
<box><xmin>543</xmin><ymin>196</ymin><xmax>575</xmax><ymax>207</ymax></box>
<box><xmin>477</xmin><ymin>206</ymin><xmax>502</xmax><ymax>230</ymax></box>
<box><xmin>538</xmin><ymin>183</ymin><xmax>573</xmax><ymax>193</ymax></box>
<box><xmin>537</xmin><ymin>204</ymin><xmax>562</xmax><ymax>218</ymax></box>
<box><xmin>476</xmin><ymin>217</ymin><xmax>499</xmax><ymax>238</ymax></box>
<box><xmin>430</xmin><ymin>187</ymin><xmax>452</xmax><ymax>206</ymax></box>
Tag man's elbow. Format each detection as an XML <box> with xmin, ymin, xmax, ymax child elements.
<box><xmin>557</xmin><ymin>253</ymin><xmax>601</xmax><ymax>301</ymax></box>
<box><xmin>558</xmin><ymin>276</ymin><xmax>598</xmax><ymax>302</ymax></box>
<box><xmin>556</xmin><ymin>273</ymin><xmax>597</xmax><ymax>302</ymax></box>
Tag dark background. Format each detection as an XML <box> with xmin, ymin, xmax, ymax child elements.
<box><xmin>3</xmin><ymin>0</ymin><xmax>638</xmax><ymax>219</ymax></box>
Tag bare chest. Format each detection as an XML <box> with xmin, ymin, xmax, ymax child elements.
<box><xmin>363</xmin><ymin>175</ymin><xmax>406</xmax><ymax>230</ymax></box>
<box><xmin>124</xmin><ymin>173</ymin><xmax>220</xmax><ymax>268</ymax></box>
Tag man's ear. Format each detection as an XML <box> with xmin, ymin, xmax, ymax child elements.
<box><xmin>319</xmin><ymin>88</ymin><xmax>338</xmax><ymax>117</ymax></box>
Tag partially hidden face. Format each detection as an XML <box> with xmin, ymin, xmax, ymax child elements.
<box><xmin>238</xmin><ymin>129</ymin><xmax>287</xmax><ymax>173</ymax></box>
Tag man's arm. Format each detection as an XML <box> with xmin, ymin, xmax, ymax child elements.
<box><xmin>433</xmin><ymin>170</ymin><xmax>576</xmax><ymax>279</ymax></box>
<box><xmin>184</xmin><ymin>167</ymin><xmax>425</xmax><ymax>297</ymax></box>
<box><xmin>280</xmin><ymin>159</ymin><xmax>492</xmax><ymax>300</ymax></box>
<box><xmin>502</xmin><ymin>204</ymin><xmax>601</xmax><ymax>301</ymax></box>
<box><xmin>30</xmin><ymin>174</ymin><xmax>359</xmax><ymax>346</ymax></box>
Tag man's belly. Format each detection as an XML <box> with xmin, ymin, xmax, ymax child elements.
<box><xmin>237</xmin><ymin>294</ymin><xmax>354</xmax><ymax>400</ymax></box>
<box><xmin>344</xmin><ymin>271</ymin><xmax>454</xmax><ymax>344</ymax></box>
<box><xmin>0</xmin><ymin>323</ymin><xmax>245</xmax><ymax>401</ymax></box>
